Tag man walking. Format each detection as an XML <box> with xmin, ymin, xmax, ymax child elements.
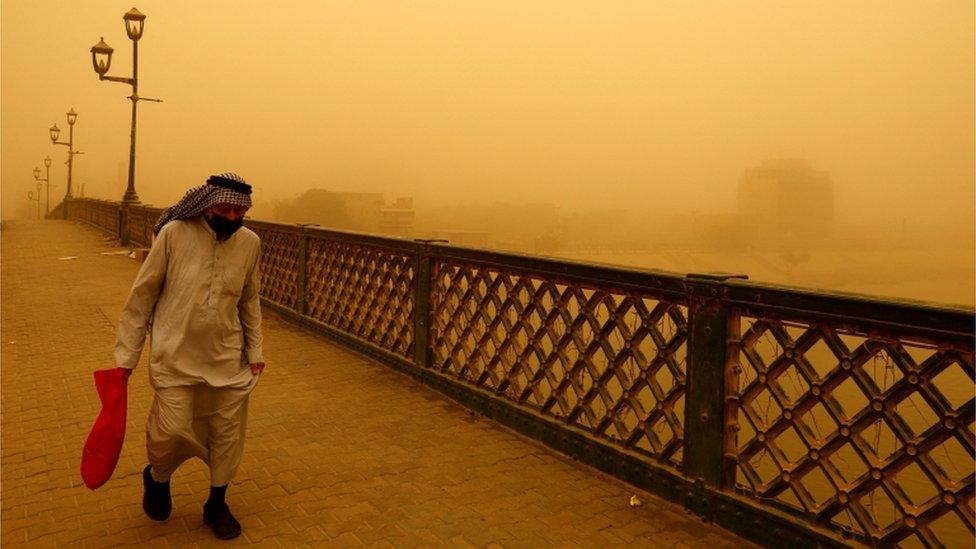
<box><xmin>114</xmin><ymin>172</ymin><xmax>265</xmax><ymax>540</ymax></box>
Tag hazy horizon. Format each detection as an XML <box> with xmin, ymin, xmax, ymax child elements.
<box><xmin>2</xmin><ymin>1</ymin><xmax>974</xmax><ymax>304</ymax></box>
<box><xmin>3</xmin><ymin>1</ymin><xmax>973</xmax><ymax>223</ymax></box>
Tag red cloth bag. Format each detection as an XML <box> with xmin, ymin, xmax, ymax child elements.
<box><xmin>81</xmin><ymin>368</ymin><xmax>129</xmax><ymax>490</ymax></box>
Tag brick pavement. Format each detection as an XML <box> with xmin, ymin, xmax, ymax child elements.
<box><xmin>1</xmin><ymin>220</ymin><xmax>752</xmax><ymax>547</ymax></box>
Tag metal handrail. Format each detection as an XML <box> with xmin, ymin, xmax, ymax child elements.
<box><xmin>62</xmin><ymin>196</ymin><xmax>975</xmax><ymax>547</ymax></box>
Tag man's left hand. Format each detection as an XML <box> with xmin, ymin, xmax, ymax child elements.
<box><xmin>249</xmin><ymin>362</ymin><xmax>265</xmax><ymax>375</ymax></box>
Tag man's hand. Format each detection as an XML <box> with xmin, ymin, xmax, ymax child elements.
<box><xmin>118</xmin><ymin>366</ymin><xmax>132</xmax><ymax>380</ymax></box>
<box><xmin>249</xmin><ymin>362</ymin><xmax>265</xmax><ymax>375</ymax></box>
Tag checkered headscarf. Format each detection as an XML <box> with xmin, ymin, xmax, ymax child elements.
<box><xmin>153</xmin><ymin>173</ymin><xmax>253</xmax><ymax>235</ymax></box>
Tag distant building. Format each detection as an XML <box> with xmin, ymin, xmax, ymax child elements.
<box><xmin>274</xmin><ymin>190</ymin><xmax>415</xmax><ymax>237</ymax></box>
<box><xmin>379</xmin><ymin>197</ymin><xmax>416</xmax><ymax>238</ymax></box>
<box><xmin>331</xmin><ymin>192</ymin><xmax>384</xmax><ymax>230</ymax></box>
<box><xmin>737</xmin><ymin>159</ymin><xmax>834</xmax><ymax>239</ymax></box>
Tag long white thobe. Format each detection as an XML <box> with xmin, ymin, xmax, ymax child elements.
<box><xmin>114</xmin><ymin>216</ymin><xmax>264</xmax><ymax>484</ymax></box>
<box><xmin>114</xmin><ymin>216</ymin><xmax>264</xmax><ymax>387</ymax></box>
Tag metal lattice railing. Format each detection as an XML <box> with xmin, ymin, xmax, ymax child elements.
<box><xmin>63</xmin><ymin>199</ymin><xmax>162</xmax><ymax>246</ymax></box>
<box><xmin>730</xmin><ymin>313</ymin><xmax>974</xmax><ymax>547</ymax></box>
<box><xmin>305</xmin><ymin>235</ymin><xmax>415</xmax><ymax>358</ymax></box>
<box><xmin>91</xmin><ymin>201</ymin><xmax>118</xmax><ymax>234</ymax></box>
<box><xmin>65</xmin><ymin>198</ymin><xmax>120</xmax><ymax>235</ymax></box>
<box><xmin>249</xmin><ymin>222</ymin><xmax>303</xmax><ymax>311</ymax></box>
<box><xmin>125</xmin><ymin>205</ymin><xmax>163</xmax><ymax>247</ymax></box>
<box><xmin>62</xmin><ymin>198</ymin><xmax>975</xmax><ymax>547</ymax></box>
<box><xmin>429</xmin><ymin>259</ymin><xmax>688</xmax><ymax>465</ymax></box>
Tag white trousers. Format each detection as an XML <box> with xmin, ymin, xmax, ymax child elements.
<box><xmin>146</xmin><ymin>383</ymin><xmax>251</xmax><ymax>486</ymax></box>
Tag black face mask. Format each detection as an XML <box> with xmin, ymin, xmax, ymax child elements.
<box><xmin>205</xmin><ymin>214</ymin><xmax>244</xmax><ymax>240</ymax></box>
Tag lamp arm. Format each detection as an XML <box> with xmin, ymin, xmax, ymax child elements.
<box><xmin>99</xmin><ymin>75</ymin><xmax>136</xmax><ymax>85</ymax></box>
<box><xmin>54</xmin><ymin>141</ymin><xmax>70</xmax><ymax>147</ymax></box>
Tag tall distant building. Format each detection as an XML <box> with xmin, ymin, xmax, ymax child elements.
<box><xmin>737</xmin><ymin>159</ymin><xmax>834</xmax><ymax>238</ymax></box>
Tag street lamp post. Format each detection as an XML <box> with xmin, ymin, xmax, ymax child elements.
<box><xmin>50</xmin><ymin>108</ymin><xmax>84</xmax><ymax>201</ymax></box>
<box><xmin>90</xmin><ymin>8</ymin><xmax>161</xmax><ymax>205</ymax></box>
<box><xmin>32</xmin><ymin>157</ymin><xmax>54</xmax><ymax>217</ymax></box>
<box><xmin>28</xmin><ymin>184</ymin><xmax>42</xmax><ymax>220</ymax></box>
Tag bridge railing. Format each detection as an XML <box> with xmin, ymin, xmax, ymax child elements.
<box><xmin>64</xmin><ymin>197</ymin><xmax>123</xmax><ymax>236</ymax></box>
<box><xmin>719</xmin><ymin>280</ymin><xmax>973</xmax><ymax>547</ymax></box>
<box><xmin>64</xmin><ymin>197</ymin><xmax>975</xmax><ymax>547</ymax></box>
<box><xmin>125</xmin><ymin>204</ymin><xmax>165</xmax><ymax>248</ymax></box>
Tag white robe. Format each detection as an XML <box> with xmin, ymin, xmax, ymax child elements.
<box><xmin>114</xmin><ymin>216</ymin><xmax>263</xmax><ymax>483</ymax></box>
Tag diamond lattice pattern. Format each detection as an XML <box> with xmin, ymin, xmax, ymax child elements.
<box><xmin>126</xmin><ymin>206</ymin><xmax>162</xmax><ymax>247</ymax></box>
<box><xmin>730</xmin><ymin>316</ymin><xmax>975</xmax><ymax>546</ymax></box>
<box><xmin>305</xmin><ymin>237</ymin><xmax>414</xmax><ymax>358</ymax></box>
<box><xmin>430</xmin><ymin>260</ymin><xmax>688</xmax><ymax>465</ymax></box>
<box><xmin>251</xmin><ymin>227</ymin><xmax>302</xmax><ymax>310</ymax></box>
<box><xmin>91</xmin><ymin>201</ymin><xmax>118</xmax><ymax>234</ymax></box>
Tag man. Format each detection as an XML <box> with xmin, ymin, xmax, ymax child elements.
<box><xmin>114</xmin><ymin>172</ymin><xmax>265</xmax><ymax>540</ymax></box>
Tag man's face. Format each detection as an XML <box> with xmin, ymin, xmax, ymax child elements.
<box><xmin>205</xmin><ymin>203</ymin><xmax>249</xmax><ymax>221</ymax></box>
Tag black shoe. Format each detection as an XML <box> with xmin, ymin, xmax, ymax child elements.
<box><xmin>203</xmin><ymin>501</ymin><xmax>242</xmax><ymax>540</ymax></box>
<box><xmin>142</xmin><ymin>465</ymin><xmax>172</xmax><ymax>521</ymax></box>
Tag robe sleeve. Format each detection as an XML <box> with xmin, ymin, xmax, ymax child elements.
<box><xmin>239</xmin><ymin>243</ymin><xmax>264</xmax><ymax>364</ymax></box>
<box><xmin>113</xmin><ymin>225</ymin><xmax>170</xmax><ymax>370</ymax></box>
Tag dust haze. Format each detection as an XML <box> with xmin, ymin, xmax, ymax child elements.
<box><xmin>2</xmin><ymin>1</ymin><xmax>973</xmax><ymax>305</ymax></box>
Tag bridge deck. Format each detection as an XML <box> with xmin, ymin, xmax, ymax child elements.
<box><xmin>1</xmin><ymin>220</ymin><xmax>750</xmax><ymax>547</ymax></box>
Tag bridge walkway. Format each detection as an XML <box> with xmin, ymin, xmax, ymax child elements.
<box><xmin>1</xmin><ymin>220</ymin><xmax>749</xmax><ymax>547</ymax></box>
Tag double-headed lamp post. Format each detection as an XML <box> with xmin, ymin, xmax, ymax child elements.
<box><xmin>32</xmin><ymin>157</ymin><xmax>53</xmax><ymax>217</ymax></box>
<box><xmin>90</xmin><ymin>7</ymin><xmax>161</xmax><ymax>205</ymax></box>
<box><xmin>50</xmin><ymin>108</ymin><xmax>84</xmax><ymax>200</ymax></box>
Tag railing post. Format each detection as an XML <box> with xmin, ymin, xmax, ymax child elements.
<box><xmin>682</xmin><ymin>272</ymin><xmax>746</xmax><ymax>489</ymax></box>
<box><xmin>297</xmin><ymin>227</ymin><xmax>308</xmax><ymax>316</ymax></box>
<box><xmin>412</xmin><ymin>243</ymin><xmax>433</xmax><ymax>368</ymax></box>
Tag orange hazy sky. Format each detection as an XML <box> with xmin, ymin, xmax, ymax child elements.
<box><xmin>2</xmin><ymin>1</ymin><xmax>973</xmax><ymax>224</ymax></box>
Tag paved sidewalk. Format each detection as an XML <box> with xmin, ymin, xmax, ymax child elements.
<box><xmin>1</xmin><ymin>220</ymin><xmax>750</xmax><ymax>547</ymax></box>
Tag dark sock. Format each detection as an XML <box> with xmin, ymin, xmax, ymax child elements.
<box><xmin>207</xmin><ymin>485</ymin><xmax>228</xmax><ymax>507</ymax></box>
